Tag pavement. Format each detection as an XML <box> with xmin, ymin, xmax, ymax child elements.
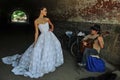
<box><xmin>0</xmin><ymin>32</ymin><xmax>120</xmax><ymax>80</ymax></box>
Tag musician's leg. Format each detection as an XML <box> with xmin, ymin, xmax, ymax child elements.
<box><xmin>76</xmin><ymin>52</ymin><xmax>83</xmax><ymax>63</ymax></box>
<box><xmin>80</xmin><ymin>48</ymin><xmax>98</xmax><ymax>66</ymax></box>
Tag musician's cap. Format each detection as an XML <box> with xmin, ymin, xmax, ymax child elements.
<box><xmin>90</xmin><ymin>24</ymin><xmax>101</xmax><ymax>33</ymax></box>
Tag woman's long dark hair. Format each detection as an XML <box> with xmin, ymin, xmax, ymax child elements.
<box><xmin>40</xmin><ymin>6</ymin><xmax>46</xmax><ymax>11</ymax></box>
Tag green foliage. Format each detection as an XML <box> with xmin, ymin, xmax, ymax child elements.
<box><xmin>11</xmin><ymin>10</ymin><xmax>27</xmax><ymax>22</ymax></box>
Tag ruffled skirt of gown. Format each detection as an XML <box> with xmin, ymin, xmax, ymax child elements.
<box><xmin>2</xmin><ymin>31</ymin><xmax>64</xmax><ymax>78</ymax></box>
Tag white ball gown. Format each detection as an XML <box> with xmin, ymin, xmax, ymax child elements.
<box><xmin>2</xmin><ymin>22</ymin><xmax>64</xmax><ymax>78</ymax></box>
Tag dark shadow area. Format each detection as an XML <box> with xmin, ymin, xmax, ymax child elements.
<box><xmin>79</xmin><ymin>72</ymin><xmax>117</xmax><ymax>80</ymax></box>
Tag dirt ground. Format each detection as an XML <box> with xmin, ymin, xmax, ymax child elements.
<box><xmin>0</xmin><ymin>32</ymin><xmax>120</xmax><ymax>80</ymax></box>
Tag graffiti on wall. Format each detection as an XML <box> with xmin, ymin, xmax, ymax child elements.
<box><xmin>78</xmin><ymin>0</ymin><xmax>120</xmax><ymax>24</ymax></box>
<box><xmin>51</xmin><ymin>0</ymin><xmax>120</xmax><ymax>24</ymax></box>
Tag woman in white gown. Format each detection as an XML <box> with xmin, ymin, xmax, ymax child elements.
<box><xmin>2</xmin><ymin>7</ymin><xmax>64</xmax><ymax>78</ymax></box>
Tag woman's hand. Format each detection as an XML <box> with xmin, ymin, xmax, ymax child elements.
<box><xmin>33</xmin><ymin>42</ymin><xmax>36</xmax><ymax>47</ymax></box>
<box><xmin>49</xmin><ymin>28</ymin><xmax>54</xmax><ymax>32</ymax></box>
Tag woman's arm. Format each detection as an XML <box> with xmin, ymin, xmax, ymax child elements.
<box><xmin>34</xmin><ymin>19</ymin><xmax>39</xmax><ymax>46</ymax></box>
<box><xmin>47</xmin><ymin>18</ymin><xmax>54</xmax><ymax>31</ymax></box>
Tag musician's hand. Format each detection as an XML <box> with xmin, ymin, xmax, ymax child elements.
<box><xmin>83</xmin><ymin>41</ymin><xmax>87</xmax><ymax>46</ymax></box>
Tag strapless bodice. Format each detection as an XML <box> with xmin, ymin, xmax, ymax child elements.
<box><xmin>38</xmin><ymin>22</ymin><xmax>49</xmax><ymax>33</ymax></box>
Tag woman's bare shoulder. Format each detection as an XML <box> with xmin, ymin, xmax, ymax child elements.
<box><xmin>34</xmin><ymin>18</ymin><xmax>39</xmax><ymax>23</ymax></box>
<box><xmin>44</xmin><ymin>17</ymin><xmax>50</xmax><ymax>21</ymax></box>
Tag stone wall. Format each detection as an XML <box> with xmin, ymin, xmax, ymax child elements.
<box><xmin>1</xmin><ymin>0</ymin><xmax>119</xmax><ymax>24</ymax></box>
<box><xmin>54</xmin><ymin>21</ymin><xmax>120</xmax><ymax>68</ymax></box>
<box><xmin>41</xmin><ymin>0</ymin><xmax>120</xmax><ymax>24</ymax></box>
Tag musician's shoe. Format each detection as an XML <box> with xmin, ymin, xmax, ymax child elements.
<box><xmin>77</xmin><ymin>63</ymin><xmax>86</xmax><ymax>67</ymax></box>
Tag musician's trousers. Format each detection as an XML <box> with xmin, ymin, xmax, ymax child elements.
<box><xmin>81</xmin><ymin>48</ymin><xmax>98</xmax><ymax>64</ymax></box>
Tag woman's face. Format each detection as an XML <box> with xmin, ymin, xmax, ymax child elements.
<box><xmin>41</xmin><ymin>8</ymin><xmax>47</xmax><ymax>16</ymax></box>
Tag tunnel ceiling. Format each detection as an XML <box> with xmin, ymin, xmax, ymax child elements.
<box><xmin>0</xmin><ymin>0</ymin><xmax>120</xmax><ymax>24</ymax></box>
